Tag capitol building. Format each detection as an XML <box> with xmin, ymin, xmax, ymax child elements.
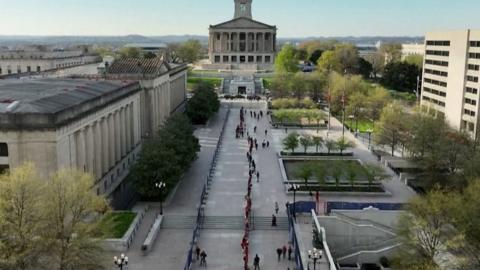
<box><xmin>204</xmin><ymin>0</ymin><xmax>277</xmax><ymax>71</ymax></box>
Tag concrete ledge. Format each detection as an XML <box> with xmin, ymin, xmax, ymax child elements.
<box><xmin>102</xmin><ymin>206</ymin><xmax>149</xmax><ymax>252</ymax></box>
<box><xmin>141</xmin><ymin>214</ymin><xmax>163</xmax><ymax>255</ymax></box>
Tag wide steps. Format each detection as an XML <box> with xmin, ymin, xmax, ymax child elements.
<box><xmin>160</xmin><ymin>215</ymin><xmax>289</xmax><ymax>230</ymax></box>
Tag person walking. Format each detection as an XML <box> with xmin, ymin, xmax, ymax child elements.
<box><xmin>272</xmin><ymin>214</ymin><xmax>277</xmax><ymax>227</ymax></box>
<box><xmin>276</xmin><ymin>248</ymin><xmax>283</xmax><ymax>261</ymax></box>
<box><xmin>288</xmin><ymin>246</ymin><xmax>293</xmax><ymax>261</ymax></box>
<box><xmin>265</xmin><ymin>129</ymin><xmax>268</xmax><ymax>136</ymax></box>
<box><xmin>253</xmin><ymin>254</ymin><xmax>260</xmax><ymax>270</ymax></box>
<box><xmin>267</xmin><ymin>141</ymin><xmax>270</xmax><ymax>148</ymax></box>
<box><xmin>200</xmin><ymin>250</ymin><xmax>207</xmax><ymax>267</ymax></box>
<box><xmin>254</xmin><ymin>126</ymin><xmax>257</xmax><ymax>133</ymax></box>
<box><xmin>282</xmin><ymin>245</ymin><xmax>287</xmax><ymax>260</ymax></box>
<box><xmin>275</xmin><ymin>202</ymin><xmax>279</xmax><ymax>214</ymax></box>
<box><xmin>195</xmin><ymin>245</ymin><xmax>201</xmax><ymax>261</ymax></box>
<box><xmin>256</xmin><ymin>171</ymin><xmax>260</xmax><ymax>182</ymax></box>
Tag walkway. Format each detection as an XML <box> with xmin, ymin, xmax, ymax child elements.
<box><xmin>110</xmin><ymin>105</ymin><xmax>229</xmax><ymax>270</ymax></box>
<box><xmin>191</xmin><ymin>101</ymin><xmax>295</xmax><ymax>270</ymax></box>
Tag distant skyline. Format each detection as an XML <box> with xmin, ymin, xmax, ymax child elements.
<box><xmin>0</xmin><ymin>0</ymin><xmax>479</xmax><ymax>37</ymax></box>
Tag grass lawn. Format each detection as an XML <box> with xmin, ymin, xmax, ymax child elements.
<box><xmin>98</xmin><ymin>211</ymin><xmax>137</xmax><ymax>239</ymax></box>
<box><xmin>345</xmin><ymin>119</ymin><xmax>375</xmax><ymax>133</ymax></box>
<box><xmin>283</xmin><ymin>160</ymin><xmax>368</xmax><ymax>181</ymax></box>
<box><xmin>187</xmin><ymin>77</ymin><xmax>222</xmax><ymax>91</ymax></box>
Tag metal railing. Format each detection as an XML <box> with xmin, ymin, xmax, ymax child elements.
<box><xmin>183</xmin><ymin>107</ymin><xmax>230</xmax><ymax>270</ymax></box>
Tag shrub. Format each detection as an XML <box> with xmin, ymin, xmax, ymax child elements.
<box><xmin>186</xmin><ymin>82</ymin><xmax>220</xmax><ymax>124</ymax></box>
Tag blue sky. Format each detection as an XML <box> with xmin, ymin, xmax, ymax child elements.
<box><xmin>0</xmin><ymin>0</ymin><xmax>479</xmax><ymax>37</ymax></box>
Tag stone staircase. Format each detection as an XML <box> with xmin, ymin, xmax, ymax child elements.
<box><xmin>161</xmin><ymin>215</ymin><xmax>289</xmax><ymax>231</ymax></box>
<box><xmin>254</xmin><ymin>78</ymin><xmax>264</xmax><ymax>94</ymax></box>
<box><xmin>222</xmin><ymin>78</ymin><xmax>231</xmax><ymax>94</ymax></box>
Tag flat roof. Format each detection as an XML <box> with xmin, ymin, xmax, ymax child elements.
<box><xmin>0</xmin><ymin>78</ymin><xmax>140</xmax><ymax>129</ymax></box>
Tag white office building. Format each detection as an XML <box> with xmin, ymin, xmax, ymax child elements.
<box><xmin>420</xmin><ymin>29</ymin><xmax>480</xmax><ymax>136</ymax></box>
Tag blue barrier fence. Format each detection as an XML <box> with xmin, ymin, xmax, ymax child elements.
<box><xmin>326</xmin><ymin>201</ymin><xmax>405</xmax><ymax>214</ymax></box>
<box><xmin>286</xmin><ymin>203</ymin><xmax>304</xmax><ymax>270</ymax></box>
<box><xmin>183</xmin><ymin>107</ymin><xmax>230</xmax><ymax>270</ymax></box>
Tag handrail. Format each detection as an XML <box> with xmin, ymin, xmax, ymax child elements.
<box><xmin>311</xmin><ymin>210</ymin><xmax>337</xmax><ymax>270</ymax></box>
<box><xmin>183</xmin><ymin>106</ymin><xmax>230</xmax><ymax>270</ymax></box>
<box><xmin>333</xmin><ymin>237</ymin><xmax>400</xmax><ymax>259</ymax></box>
<box><xmin>330</xmin><ymin>211</ymin><xmax>397</xmax><ymax>235</ymax></box>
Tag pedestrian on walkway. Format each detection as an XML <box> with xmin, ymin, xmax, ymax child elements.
<box><xmin>267</xmin><ymin>141</ymin><xmax>270</xmax><ymax>148</ymax></box>
<box><xmin>200</xmin><ymin>250</ymin><xmax>207</xmax><ymax>267</ymax></box>
<box><xmin>262</xmin><ymin>140</ymin><xmax>266</xmax><ymax>149</ymax></box>
<box><xmin>272</xmin><ymin>214</ymin><xmax>277</xmax><ymax>227</ymax></box>
<box><xmin>276</xmin><ymin>248</ymin><xmax>282</xmax><ymax>261</ymax></box>
<box><xmin>256</xmin><ymin>171</ymin><xmax>260</xmax><ymax>182</ymax></box>
<box><xmin>254</xmin><ymin>126</ymin><xmax>257</xmax><ymax>133</ymax></box>
<box><xmin>195</xmin><ymin>245</ymin><xmax>201</xmax><ymax>261</ymax></box>
<box><xmin>282</xmin><ymin>245</ymin><xmax>287</xmax><ymax>259</ymax></box>
<box><xmin>265</xmin><ymin>129</ymin><xmax>268</xmax><ymax>136</ymax></box>
<box><xmin>275</xmin><ymin>202</ymin><xmax>279</xmax><ymax>214</ymax></box>
<box><xmin>285</xmin><ymin>127</ymin><xmax>288</xmax><ymax>133</ymax></box>
<box><xmin>288</xmin><ymin>246</ymin><xmax>293</xmax><ymax>260</ymax></box>
<box><xmin>253</xmin><ymin>254</ymin><xmax>260</xmax><ymax>270</ymax></box>
<box><xmin>255</xmin><ymin>142</ymin><xmax>258</xmax><ymax>150</ymax></box>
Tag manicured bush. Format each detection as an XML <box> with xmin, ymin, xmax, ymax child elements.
<box><xmin>98</xmin><ymin>211</ymin><xmax>137</xmax><ymax>239</ymax></box>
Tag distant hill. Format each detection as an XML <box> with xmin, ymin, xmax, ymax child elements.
<box><xmin>0</xmin><ymin>35</ymin><xmax>423</xmax><ymax>48</ymax></box>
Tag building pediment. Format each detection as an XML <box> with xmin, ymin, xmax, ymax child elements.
<box><xmin>210</xmin><ymin>17</ymin><xmax>276</xmax><ymax>30</ymax></box>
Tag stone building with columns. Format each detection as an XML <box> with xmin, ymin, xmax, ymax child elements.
<box><xmin>205</xmin><ymin>0</ymin><xmax>277</xmax><ymax>71</ymax></box>
<box><xmin>0</xmin><ymin>60</ymin><xmax>187</xmax><ymax>209</ymax></box>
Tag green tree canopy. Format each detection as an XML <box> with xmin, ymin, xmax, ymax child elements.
<box><xmin>283</xmin><ymin>132</ymin><xmax>299</xmax><ymax>153</ymax></box>
<box><xmin>275</xmin><ymin>44</ymin><xmax>300</xmax><ymax>73</ymax></box>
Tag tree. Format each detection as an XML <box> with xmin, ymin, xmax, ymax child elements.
<box><xmin>366</xmin><ymin>86</ymin><xmax>391</xmax><ymax>124</ymax></box>
<box><xmin>364</xmin><ymin>52</ymin><xmax>385</xmax><ymax>78</ymax></box>
<box><xmin>299</xmin><ymin>135</ymin><xmax>312</xmax><ymax>154</ymax></box>
<box><xmin>346</xmin><ymin>91</ymin><xmax>367</xmax><ymax>131</ymax></box>
<box><xmin>283</xmin><ymin>132</ymin><xmax>299</xmax><ymax>153</ymax></box>
<box><xmin>334</xmin><ymin>44</ymin><xmax>359</xmax><ymax>72</ymax></box>
<box><xmin>312</xmin><ymin>136</ymin><xmax>324</xmax><ymax>153</ymax></box>
<box><xmin>397</xmin><ymin>187</ymin><xmax>454</xmax><ymax>265</ymax></box>
<box><xmin>357</xmin><ymin>57</ymin><xmax>373</xmax><ymax>79</ymax></box>
<box><xmin>130</xmin><ymin>114</ymin><xmax>200</xmax><ymax>199</ymax></box>
<box><xmin>346</xmin><ymin>163</ymin><xmax>359</xmax><ymax>188</ymax></box>
<box><xmin>379</xmin><ymin>43</ymin><xmax>402</xmax><ymax>64</ymax></box>
<box><xmin>0</xmin><ymin>163</ymin><xmax>44</xmax><ymax>270</ymax></box>
<box><xmin>381</xmin><ymin>62</ymin><xmax>421</xmax><ymax>92</ymax></box>
<box><xmin>275</xmin><ymin>44</ymin><xmax>299</xmax><ymax>73</ymax></box>
<box><xmin>325</xmin><ymin>139</ymin><xmax>338</xmax><ymax>154</ymax></box>
<box><xmin>336</xmin><ymin>137</ymin><xmax>355</xmax><ymax>155</ymax></box>
<box><xmin>186</xmin><ymin>82</ymin><xmax>220</xmax><ymax>124</ymax></box>
<box><xmin>309</xmin><ymin>49</ymin><xmax>323</xmax><ymax>64</ymax></box>
<box><xmin>295</xmin><ymin>163</ymin><xmax>314</xmax><ymax>188</ymax></box>
<box><xmin>314</xmin><ymin>164</ymin><xmax>327</xmax><ymax>185</ymax></box>
<box><xmin>374</xmin><ymin>102</ymin><xmax>408</xmax><ymax>156</ymax></box>
<box><xmin>118</xmin><ymin>47</ymin><xmax>142</xmax><ymax>59</ymax></box>
<box><xmin>176</xmin><ymin>39</ymin><xmax>203</xmax><ymax>63</ymax></box>
<box><xmin>331</xmin><ymin>164</ymin><xmax>343</xmax><ymax>187</ymax></box>
<box><xmin>143</xmin><ymin>51</ymin><xmax>157</xmax><ymax>59</ymax></box>
<box><xmin>41</xmin><ymin>169</ymin><xmax>109</xmax><ymax>270</ymax></box>
<box><xmin>404</xmin><ymin>55</ymin><xmax>424</xmax><ymax>69</ymax></box>
<box><xmin>363</xmin><ymin>164</ymin><xmax>387</xmax><ymax>190</ymax></box>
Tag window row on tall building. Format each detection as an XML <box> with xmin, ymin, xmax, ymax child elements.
<box><xmin>425</xmin><ymin>68</ymin><xmax>448</xmax><ymax>77</ymax></box>
<box><xmin>423</xmin><ymin>96</ymin><xmax>445</xmax><ymax>107</ymax></box>
<box><xmin>426</xmin><ymin>50</ymin><xmax>450</xmax><ymax>57</ymax></box>
<box><xmin>424</xmin><ymin>87</ymin><xmax>446</xmax><ymax>97</ymax></box>
<box><xmin>427</xmin><ymin>40</ymin><xmax>451</xmax><ymax>46</ymax></box>
<box><xmin>464</xmin><ymin>109</ymin><xmax>476</xmax><ymax>117</ymax></box>
<box><xmin>467</xmin><ymin>75</ymin><xmax>479</xmax><ymax>83</ymax></box>
<box><xmin>466</xmin><ymin>87</ymin><xmax>479</xmax><ymax>94</ymax></box>
<box><xmin>470</xmin><ymin>53</ymin><xmax>480</xmax><ymax>59</ymax></box>
<box><xmin>470</xmin><ymin>41</ymin><xmax>480</xmax><ymax>47</ymax></box>
<box><xmin>425</xmin><ymin>59</ymin><xmax>449</xmax><ymax>67</ymax></box>
<box><xmin>468</xmin><ymin>64</ymin><xmax>480</xmax><ymax>71</ymax></box>
<box><xmin>424</xmin><ymin>77</ymin><xmax>448</xmax><ymax>87</ymax></box>
<box><xmin>465</xmin><ymin>98</ymin><xmax>477</xmax><ymax>106</ymax></box>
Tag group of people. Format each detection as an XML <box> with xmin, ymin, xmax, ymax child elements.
<box><xmin>195</xmin><ymin>246</ymin><xmax>208</xmax><ymax>267</ymax></box>
<box><xmin>276</xmin><ymin>245</ymin><xmax>293</xmax><ymax>261</ymax></box>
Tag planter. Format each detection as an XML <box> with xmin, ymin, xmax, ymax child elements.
<box><xmin>280</xmin><ymin>151</ymin><xmax>354</xmax><ymax>157</ymax></box>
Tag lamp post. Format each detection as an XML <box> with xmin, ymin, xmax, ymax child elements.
<box><xmin>287</xmin><ymin>183</ymin><xmax>300</xmax><ymax>219</ymax></box>
<box><xmin>307</xmin><ymin>248</ymin><xmax>323</xmax><ymax>270</ymax></box>
<box><xmin>113</xmin><ymin>254</ymin><xmax>128</xmax><ymax>270</ymax></box>
<box><xmin>342</xmin><ymin>69</ymin><xmax>348</xmax><ymax>138</ymax></box>
<box><xmin>155</xmin><ymin>181</ymin><xmax>166</xmax><ymax>215</ymax></box>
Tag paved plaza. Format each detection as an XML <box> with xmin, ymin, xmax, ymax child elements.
<box><xmin>114</xmin><ymin>100</ymin><xmax>415</xmax><ymax>270</ymax></box>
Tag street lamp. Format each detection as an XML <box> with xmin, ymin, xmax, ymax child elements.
<box><xmin>348</xmin><ymin>115</ymin><xmax>355</xmax><ymax>132</ymax></box>
<box><xmin>113</xmin><ymin>254</ymin><xmax>128</xmax><ymax>270</ymax></box>
<box><xmin>287</xmin><ymin>183</ymin><xmax>300</xmax><ymax>219</ymax></box>
<box><xmin>307</xmin><ymin>248</ymin><xmax>323</xmax><ymax>270</ymax></box>
<box><xmin>155</xmin><ymin>181</ymin><xmax>166</xmax><ymax>215</ymax></box>
<box><xmin>342</xmin><ymin>69</ymin><xmax>348</xmax><ymax>138</ymax></box>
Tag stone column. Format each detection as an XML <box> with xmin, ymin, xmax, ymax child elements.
<box><xmin>220</xmin><ymin>32</ymin><xmax>223</xmax><ymax>52</ymax></box>
<box><xmin>85</xmin><ymin>125</ymin><xmax>94</xmax><ymax>174</ymax></box>
<box><xmin>254</xmin><ymin>32</ymin><xmax>257</xmax><ymax>52</ymax></box>
<box><xmin>69</xmin><ymin>133</ymin><xmax>77</xmax><ymax>168</ymax></box>
<box><xmin>102</xmin><ymin>117</ymin><xmax>109</xmax><ymax>173</ymax></box>
<box><xmin>114</xmin><ymin>110</ymin><xmax>121</xmax><ymax>162</ymax></box>
<box><xmin>119</xmin><ymin>107</ymin><xmax>125</xmax><ymax>158</ymax></box>
<box><xmin>126</xmin><ymin>105</ymin><xmax>131</xmax><ymax>153</ymax></box>
<box><xmin>76</xmin><ymin>128</ymin><xmax>86</xmax><ymax>171</ymax></box>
